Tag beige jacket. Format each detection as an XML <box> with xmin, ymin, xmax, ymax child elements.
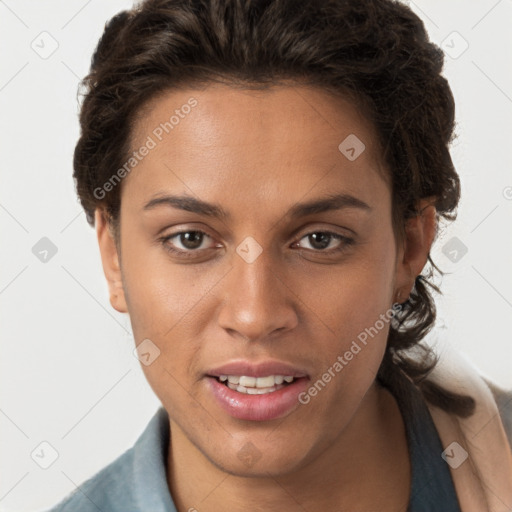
<box><xmin>424</xmin><ymin>346</ymin><xmax>512</xmax><ymax>511</ymax></box>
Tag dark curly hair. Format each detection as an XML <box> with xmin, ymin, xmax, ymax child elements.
<box><xmin>73</xmin><ymin>0</ymin><xmax>475</xmax><ymax>417</ymax></box>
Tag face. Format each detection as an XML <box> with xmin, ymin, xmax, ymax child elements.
<box><xmin>96</xmin><ymin>83</ymin><xmax>433</xmax><ymax>478</ymax></box>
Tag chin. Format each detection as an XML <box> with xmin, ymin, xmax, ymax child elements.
<box><xmin>202</xmin><ymin>436</ymin><xmax>317</xmax><ymax>479</ymax></box>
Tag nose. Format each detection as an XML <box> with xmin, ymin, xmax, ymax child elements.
<box><xmin>217</xmin><ymin>245</ymin><xmax>299</xmax><ymax>342</ymax></box>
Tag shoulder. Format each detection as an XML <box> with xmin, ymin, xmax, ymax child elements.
<box><xmin>426</xmin><ymin>344</ymin><xmax>512</xmax><ymax>446</ymax></box>
<box><xmin>43</xmin><ymin>407</ymin><xmax>172</xmax><ymax>512</ymax></box>
<box><xmin>481</xmin><ymin>375</ymin><xmax>512</xmax><ymax>445</ymax></box>
<box><xmin>43</xmin><ymin>447</ymin><xmax>137</xmax><ymax>512</ymax></box>
<box><xmin>423</xmin><ymin>345</ymin><xmax>512</xmax><ymax>507</ymax></box>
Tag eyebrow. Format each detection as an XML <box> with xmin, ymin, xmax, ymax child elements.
<box><xmin>143</xmin><ymin>192</ymin><xmax>371</xmax><ymax>220</ymax></box>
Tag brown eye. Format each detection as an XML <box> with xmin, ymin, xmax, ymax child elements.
<box><xmin>159</xmin><ymin>230</ymin><xmax>218</xmax><ymax>257</ymax></box>
<box><xmin>297</xmin><ymin>232</ymin><xmax>349</xmax><ymax>252</ymax></box>
<box><xmin>306</xmin><ymin>232</ymin><xmax>333</xmax><ymax>250</ymax></box>
<box><xmin>178</xmin><ymin>231</ymin><xmax>204</xmax><ymax>249</ymax></box>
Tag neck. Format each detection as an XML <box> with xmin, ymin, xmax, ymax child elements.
<box><xmin>167</xmin><ymin>381</ymin><xmax>410</xmax><ymax>512</ymax></box>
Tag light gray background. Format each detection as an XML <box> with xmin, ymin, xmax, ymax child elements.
<box><xmin>1</xmin><ymin>1</ymin><xmax>511</xmax><ymax>510</ymax></box>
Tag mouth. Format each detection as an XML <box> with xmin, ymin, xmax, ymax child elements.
<box><xmin>210</xmin><ymin>374</ymin><xmax>298</xmax><ymax>395</ymax></box>
<box><xmin>204</xmin><ymin>361</ymin><xmax>310</xmax><ymax>421</ymax></box>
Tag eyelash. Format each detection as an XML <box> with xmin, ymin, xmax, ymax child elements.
<box><xmin>158</xmin><ymin>230</ymin><xmax>354</xmax><ymax>258</ymax></box>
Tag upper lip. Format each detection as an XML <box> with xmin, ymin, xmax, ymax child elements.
<box><xmin>206</xmin><ymin>359</ymin><xmax>309</xmax><ymax>379</ymax></box>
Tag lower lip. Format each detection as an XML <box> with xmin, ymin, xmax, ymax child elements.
<box><xmin>206</xmin><ymin>376</ymin><xmax>309</xmax><ymax>421</ymax></box>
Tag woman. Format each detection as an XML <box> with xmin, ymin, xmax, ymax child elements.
<box><xmin>46</xmin><ymin>0</ymin><xmax>512</xmax><ymax>510</ymax></box>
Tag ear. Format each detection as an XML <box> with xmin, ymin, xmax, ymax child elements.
<box><xmin>95</xmin><ymin>208</ymin><xmax>128</xmax><ymax>313</ymax></box>
<box><xmin>394</xmin><ymin>197</ymin><xmax>437</xmax><ymax>302</ymax></box>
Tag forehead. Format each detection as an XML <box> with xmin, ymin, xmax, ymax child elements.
<box><xmin>124</xmin><ymin>83</ymin><xmax>390</xmax><ymax>214</ymax></box>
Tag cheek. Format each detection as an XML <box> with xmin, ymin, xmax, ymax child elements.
<box><xmin>120</xmin><ymin>234</ymin><xmax>219</xmax><ymax>338</ymax></box>
<box><xmin>289</xmin><ymin>237</ymin><xmax>397</xmax><ymax>411</ymax></box>
<box><xmin>118</xmin><ymin>247</ymin><xmax>208</xmax><ymax>395</ymax></box>
<box><xmin>292</xmin><ymin>255</ymin><xmax>397</xmax><ymax>438</ymax></box>
<box><xmin>292</xmin><ymin>238</ymin><xmax>397</xmax><ymax>343</ymax></box>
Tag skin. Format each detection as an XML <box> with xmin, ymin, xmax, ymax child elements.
<box><xmin>95</xmin><ymin>83</ymin><xmax>437</xmax><ymax>511</ymax></box>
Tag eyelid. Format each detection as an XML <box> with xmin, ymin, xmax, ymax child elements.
<box><xmin>159</xmin><ymin>221</ymin><xmax>219</xmax><ymax>240</ymax></box>
<box><xmin>163</xmin><ymin>229</ymin><xmax>219</xmax><ymax>248</ymax></box>
<box><xmin>291</xmin><ymin>222</ymin><xmax>356</xmax><ymax>239</ymax></box>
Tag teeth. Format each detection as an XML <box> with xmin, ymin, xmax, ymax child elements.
<box><xmin>233</xmin><ymin>383</ymin><xmax>281</xmax><ymax>395</ymax></box>
<box><xmin>220</xmin><ymin>374</ymin><xmax>296</xmax><ymax>392</ymax></box>
<box><xmin>254</xmin><ymin>375</ymin><xmax>276</xmax><ymax>388</ymax></box>
<box><xmin>239</xmin><ymin>376</ymin><xmax>256</xmax><ymax>387</ymax></box>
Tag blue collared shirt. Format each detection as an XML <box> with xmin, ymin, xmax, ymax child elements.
<box><xmin>45</xmin><ymin>374</ymin><xmax>462</xmax><ymax>512</ymax></box>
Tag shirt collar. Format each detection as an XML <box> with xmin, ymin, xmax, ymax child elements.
<box><xmin>132</xmin><ymin>406</ymin><xmax>177</xmax><ymax>511</ymax></box>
